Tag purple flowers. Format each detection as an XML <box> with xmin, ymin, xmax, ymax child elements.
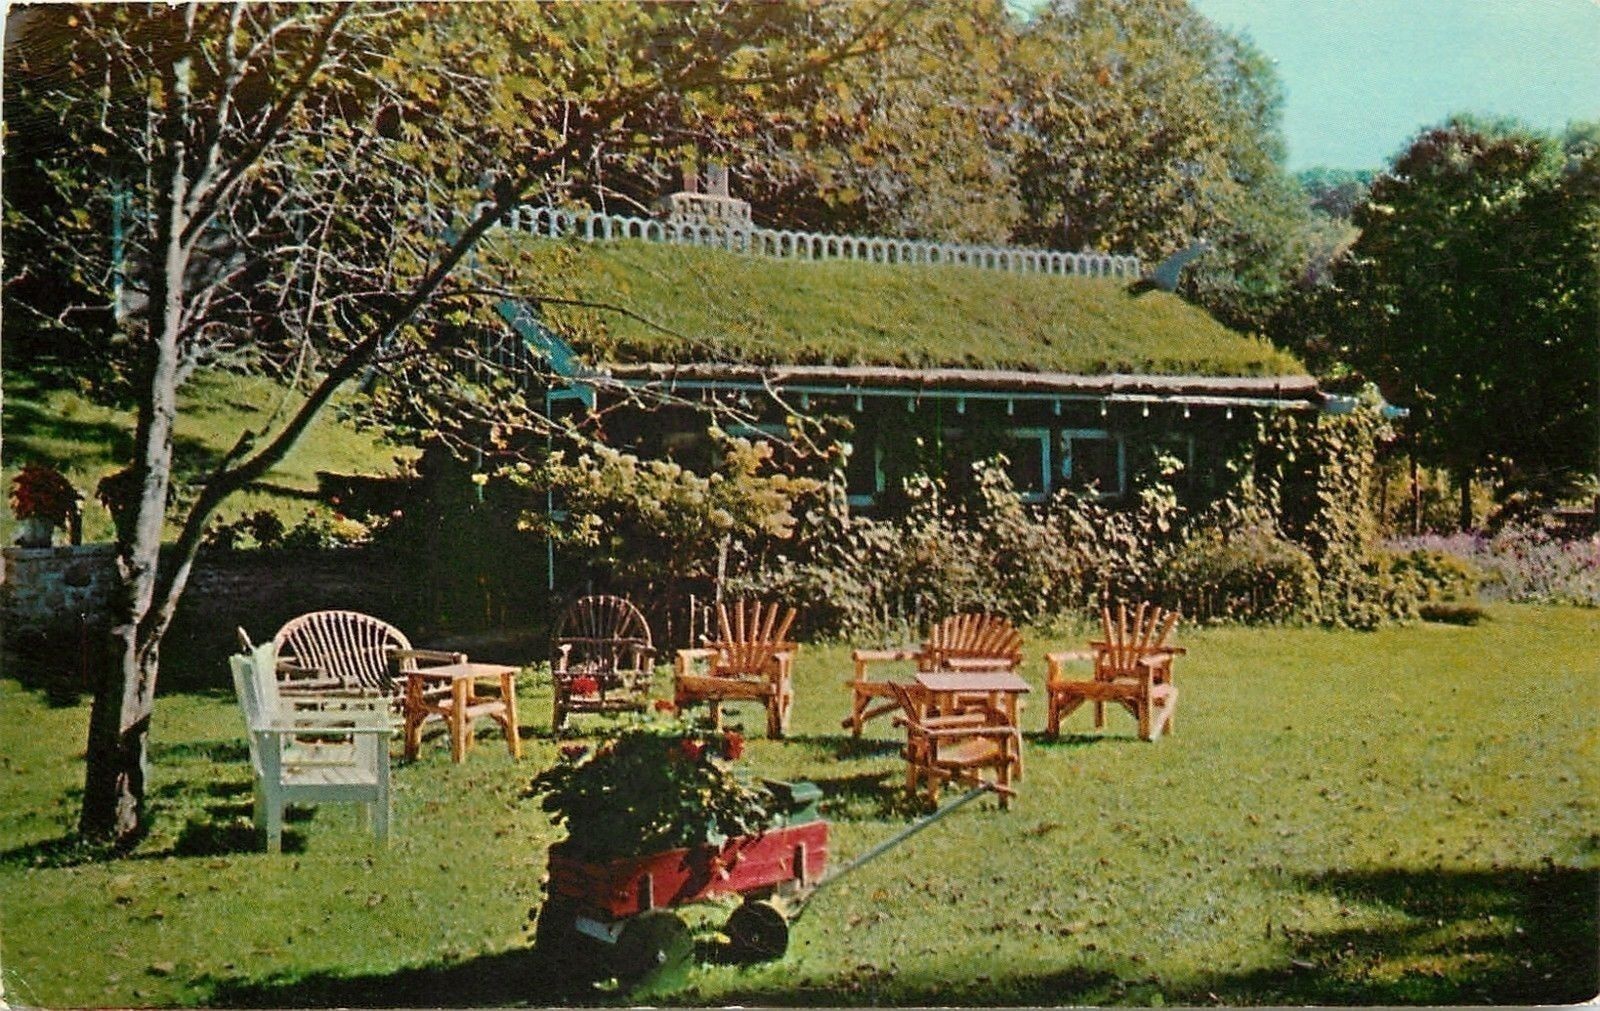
<box><xmin>1389</xmin><ymin>526</ymin><xmax>1600</xmax><ymax>606</ymax></box>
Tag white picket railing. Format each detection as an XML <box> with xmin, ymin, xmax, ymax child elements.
<box><xmin>476</xmin><ymin>203</ymin><xmax>1142</xmax><ymax>280</ymax></box>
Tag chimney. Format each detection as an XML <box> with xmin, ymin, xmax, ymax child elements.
<box><xmin>705</xmin><ymin>162</ymin><xmax>729</xmax><ymax>198</ymax></box>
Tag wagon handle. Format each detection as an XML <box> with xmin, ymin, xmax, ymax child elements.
<box><xmin>788</xmin><ymin>784</ymin><xmax>993</xmax><ymax>921</ymax></box>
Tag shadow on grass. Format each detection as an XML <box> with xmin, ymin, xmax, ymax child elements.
<box><xmin>697</xmin><ymin>963</ymin><xmax>1123</xmax><ymax>1007</ymax></box>
<box><xmin>1022</xmin><ymin>731</ymin><xmax>1110</xmax><ymax>750</ymax></box>
<box><xmin>781</xmin><ymin>732</ymin><xmax>900</xmax><ymax>761</ymax></box>
<box><xmin>241</xmin><ymin>480</ymin><xmax>320</xmax><ymax>501</ymax></box>
<box><xmin>197</xmin><ymin>945</ymin><xmax>601</xmax><ymax>1008</ymax></box>
<box><xmin>1179</xmin><ymin>864</ymin><xmax>1600</xmax><ymax>1006</ymax></box>
<box><xmin>199</xmin><ymin>941</ymin><xmax>1122</xmax><ymax>1007</ymax></box>
<box><xmin>1</xmin><ymin>397</ymin><xmax>136</xmax><ymax>463</ymax></box>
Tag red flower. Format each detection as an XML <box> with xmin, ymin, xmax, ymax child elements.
<box><xmin>559</xmin><ymin>743</ymin><xmax>590</xmax><ymax>761</ymax></box>
<box><xmin>677</xmin><ymin>738</ymin><xmax>705</xmax><ymax>762</ymax></box>
<box><xmin>10</xmin><ymin>464</ymin><xmax>79</xmax><ymax>526</ymax></box>
<box><xmin>571</xmin><ymin>675</ymin><xmax>599</xmax><ymax>696</ymax></box>
<box><xmin>721</xmin><ymin>731</ymin><xmax>745</xmax><ymax>761</ymax></box>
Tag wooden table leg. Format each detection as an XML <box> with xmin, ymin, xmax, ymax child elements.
<box><xmin>450</xmin><ymin>679</ymin><xmax>468</xmax><ymax>763</ymax></box>
<box><xmin>501</xmin><ymin>670</ymin><xmax>521</xmax><ymax>760</ymax></box>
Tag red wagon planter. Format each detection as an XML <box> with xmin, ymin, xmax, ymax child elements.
<box><xmin>547</xmin><ymin>818</ymin><xmax>829</xmax><ymax>920</ymax></box>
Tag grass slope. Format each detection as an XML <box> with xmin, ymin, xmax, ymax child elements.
<box><xmin>1</xmin><ymin>369</ymin><xmax>415</xmax><ymax>543</ymax></box>
<box><xmin>1</xmin><ymin>606</ymin><xmax>1594</xmax><ymax>1007</ymax></box>
<box><xmin>489</xmin><ymin>236</ymin><xmax>1308</xmax><ymax>377</ymax></box>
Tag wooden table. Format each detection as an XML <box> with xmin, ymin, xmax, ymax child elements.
<box><xmin>403</xmin><ymin>662</ymin><xmax>521</xmax><ymax>763</ymax></box>
<box><xmin>915</xmin><ymin>667</ymin><xmax>1030</xmax><ymax>725</ymax></box>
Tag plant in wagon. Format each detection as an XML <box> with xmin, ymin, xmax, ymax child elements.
<box><xmin>528</xmin><ymin>723</ymin><xmax>770</xmax><ymax>862</ymax></box>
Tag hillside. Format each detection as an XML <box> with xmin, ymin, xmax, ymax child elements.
<box><xmin>1</xmin><ymin>368</ymin><xmax>415</xmax><ymax>543</ymax></box>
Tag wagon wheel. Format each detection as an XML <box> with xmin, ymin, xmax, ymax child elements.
<box><xmin>532</xmin><ymin>898</ymin><xmax>605</xmax><ymax>983</ymax></box>
<box><xmin>610</xmin><ymin>909</ymin><xmax>693</xmax><ymax>993</ymax></box>
<box><xmin>724</xmin><ymin>898</ymin><xmax>790</xmax><ymax>962</ymax></box>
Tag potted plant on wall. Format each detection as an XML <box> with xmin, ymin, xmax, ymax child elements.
<box><xmin>527</xmin><ymin>719</ymin><xmax>827</xmax><ymax>989</ymax></box>
<box><xmin>9</xmin><ymin>464</ymin><xmax>80</xmax><ymax>548</ymax></box>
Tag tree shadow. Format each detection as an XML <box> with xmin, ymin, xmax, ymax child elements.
<box><xmin>197</xmin><ymin>936</ymin><xmax>1121</xmax><ymax>1007</ymax></box>
<box><xmin>150</xmin><ymin>739</ymin><xmax>250</xmax><ymax>764</ymax></box>
<box><xmin>1179</xmin><ymin>864</ymin><xmax>1600</xmax><ymax>1006</ymax></box>
<box><xmin>1022</xmin><ymin>731</ymin><xmax>1109</xmax><ymax>750</ymax></box>
<box><xmin>1</xmin><ymin>398</ymin><xmax>136</xmax><ymax>463</ymax></box>
<box><xmin>197</xmin><ymin>944</ymin><xmax>601</xmax><ymax>1008</ymax></box>
<box><xmin>781</xmin><ymin>732</ymin><xmax>900</xmax><ymax>761</ymax></box>
<box><xmin>702</xmin><ymin>962</ymin><xmax>1122</xmax><ymax>1006</ymax></box>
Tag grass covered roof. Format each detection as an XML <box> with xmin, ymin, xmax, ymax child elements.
<box><xmin>487</xmin><ymin>234</ymin><xmax>1307</xmax><ymax>378</ymax></box>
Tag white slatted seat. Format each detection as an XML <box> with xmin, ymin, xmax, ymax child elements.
<box><xmin>229</xmin><ymin>642</ymin><xmax>392</xmax><ymax>852</ymax></box>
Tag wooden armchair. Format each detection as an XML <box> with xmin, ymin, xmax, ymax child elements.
<box><xmin>551</xmin><ymin>594</ymin><xmax>656</xmax><ymax>731</ymax></box>
<box><xmin>1045</xmin><ymin>602</ymin><xmax>1185</xmax><ymax>741</ymax></box>
<box><xmin>844</xmin><ymin>612</ymin><xmax>1023</xmax><ymax>737</ymax></box>
<box><xmin>271</xmin><ymin>610</ymin><xmax>464</xmax><ymax>702</ymax></box>
<box><xmin>889</xmin><ymin>682</ymin><xmax>1017</xmax><ymax>809</ymax></box>
<box><xmin>229</xmin><ymin>642</ymin><xmax>392</xmax><ymax>852</ymax></box>
<box><xmin>674</xmin><ymin>599</ymin><xmax>798</xmax><ymax>738</ymax></box>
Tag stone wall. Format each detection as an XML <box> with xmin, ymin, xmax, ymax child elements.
<box><xmin>2</xmin><ymin>544</ymin><xmax>421</xmax><ymax>688</ymax></box>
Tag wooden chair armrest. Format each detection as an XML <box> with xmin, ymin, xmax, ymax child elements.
<box><xmin>919</xmin><ymin>710</ymin><xmax>995</xmax><ymax>729</ymax></box>
<box><xmin>1135</xmin><ymin>650</ymin><xmax>1182</xmax><ymax>665</ymax></box>
<box><xmin>260</xmin><ymin>718</ymin><xmax>392</xmax><ymax>735</ymax></box>
<box><xmin>921</xmin><ymin>725</ymin><xmax>1018</xmax><ymax>741</ymax></box>
<box><xmin>394</xmin><ymin>648</ymin><xmax>467</xmax><ymax>666</ymax></box>
<box><xmin>277</xmin><ymin>675</ymin><xmax>351</xmax><ymax>693</ymax></box>
<box><xmin>1045</xmin><ymin>650</ymin><xmax>1094</xmax><ymax>664</ymax></box>
<box><xmin>851</xmin><ymin>648</ymin><xmax>917</xmax><ymax>663</ymax></box>
<box><xmin>676</xmin><ymin>647</ymin><xmax>718</xmax><ymax>676</ymax></box>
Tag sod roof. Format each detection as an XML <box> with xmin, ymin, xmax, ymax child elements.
<box><xmin>487</xmin><ymin>234</ymin><xmax>1308</xmax><ymax>379</ymax></box>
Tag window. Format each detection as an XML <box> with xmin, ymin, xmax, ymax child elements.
<box><xmin>1003</xmin><ymin>428</ymin><xmax>1051</xmax><ymax>502</ymax></box>
<box><xmin>841</xmin><ymin>438</ymin><xmax>883</xmax><ymax>507</ymax></box>
<box><xmin>1061</xmin><ymin>429</ymin><xmax>1124</xmax><ymax>498</ymax></box>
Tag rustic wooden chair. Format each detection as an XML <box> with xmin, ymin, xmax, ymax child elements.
<box><xmin>844</xmin><ymin>612</ymin><xmax>1023</xmax><ymax>737</ymax></box>
<box><xmin>674</xmin><ymin>599</ymin><xmax>798</xmax><ymax>738</ymax></box>
<box><xmin>229</xmin><ymin>642</ymin><xmax>392</xmax><ymax>852</ymax></box>
<box><xmin>889</xmin><ymin>682</ymin><xmax>1017</xmax><ymax>809</ymax></box>
<box><xmin>271</xmin><ymin>610</ymin><xmax>463</xmax><ymax>705</ymax></box>
<box><xmin>1045</xmin><ymin>601</ymin><xmax>1185</xmax><ymax>741</ymax></box>
<box><xmin>551</xmin><ymin>594</ymin><xmax>656</xmax><ymax>731</ymax></box>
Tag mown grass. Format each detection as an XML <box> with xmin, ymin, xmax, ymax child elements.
<box><xmin>0</xmin><ymin>368</ymin><xmax>414</xmax><ymax>543</ymax></box>
<box><xmin>1</xmin><ymin>605</ymin><xmax>1594</xmax><ymax>1007</ymax></box>
<box><xmin>487</xmin><ymin>235</ymin><xmax>1308</xmax><ymax>377</ymax></box>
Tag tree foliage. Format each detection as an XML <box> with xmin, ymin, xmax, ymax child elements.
<box><xmin>1009</xmin><ymin>0</ymin><xmax>1313</xmax><ymax>332</ymax></box>
<box><xmin>1329</xmin><ymin>118</ymin><xmax>1599</xmax><ymax>516</ymax></box>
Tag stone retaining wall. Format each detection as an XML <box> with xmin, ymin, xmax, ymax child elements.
<box><xmin>2</xmin><ymin>543</ymin><xmax>421</xmax><ymax>687</ymax></box>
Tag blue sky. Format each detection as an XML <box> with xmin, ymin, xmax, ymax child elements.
<box><xmin>1189</xmin><ymin>0</ymin><xmax>1600</xmax><ymax>171</ymax></box>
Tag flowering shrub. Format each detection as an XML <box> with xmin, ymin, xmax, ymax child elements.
<box><xmin>204</xmin><ymin>508</ymin><xmax>384</xmax><ymax>551</ymax></box>
<box><xmin>10</xmin><ymin>464</ymin><xmax>79</xmax><ymax>526</ymax></box>
<box><xmin>1390</xmin><ymin>527</ymin><xmax>1600</xmax><ymax>607</ymax></box>
<box><xmin>526</xmin><ymin>723</ymin><xmax>771</xmax><ymax>861</ymax></box>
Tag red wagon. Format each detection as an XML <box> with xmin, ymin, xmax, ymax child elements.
<box><xmin>535</xmin><ymin>781</ymin><xmax>827</xmax><ymax>988</ymax></box>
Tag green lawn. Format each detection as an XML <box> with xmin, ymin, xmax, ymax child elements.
<box><xmin>1</xmin><ymin>605</ymin><xmax>1595</xmax><ymax>1007</ymax></box>
<box><xmin>0</xmin><ymin>368</ymin><xmax>414</xmax><ymax>543</ymax></box>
